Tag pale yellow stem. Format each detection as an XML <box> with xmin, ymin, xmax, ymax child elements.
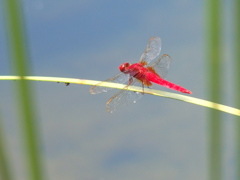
<box><xmin>0</xmin><ymin>76</ymin><xmax>239</xmax><ymax>116</ymax></box>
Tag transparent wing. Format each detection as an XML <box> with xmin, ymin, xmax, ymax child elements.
<box><xmin>90</xmin><ymin>73</ymin><xmax>130</xmax><ymax>94</ymax></box>
<box><xmin>150</xmin><ymin>54</ymin><xmax>172</xmax><ymax>79</ymax></box>
<box><xmin>106</xmin><ymin>79</ymin><xmax>144</xmax><ymax>113</ymax></box>
<box><xmin>139</xmin><ymin>37</ymin><xmax>161</xmax><ymax>65</ymax></box>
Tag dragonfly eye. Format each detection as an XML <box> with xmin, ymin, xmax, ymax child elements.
<box><xmin>119</xmin><ymin>63</ymin><xmax>130</xmax><ymax>72</ymax></box>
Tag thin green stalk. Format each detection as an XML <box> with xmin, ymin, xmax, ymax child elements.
<box><xmin>0</xmin><ymin>119</ymin><xmax>13</xmax><ymax>180</ymax></box>
<box><xmin>4</xmin><ymin>1</ymin><xmax>44</xmax><ymax>180</ymax></box>
<box><xmin>234</xmin><ymin>0</ymin><xmax>240</xmax><ymax>179</ymax></box>
<box><xmin>206</xmin><ymin>0</ymin><xmax>222</xmax><ymax>179</ymax></box>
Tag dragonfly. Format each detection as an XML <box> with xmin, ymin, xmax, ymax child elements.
<box><xmin>90</xmin><ymin>37</ymin><xmax>192</xmax><ymax>113</ymax></box>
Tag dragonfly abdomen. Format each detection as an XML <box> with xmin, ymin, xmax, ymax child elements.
<box><xmin>147</xmin><ymin>73</ymin><xmax>192</xmax><ymax>94</ymax></box>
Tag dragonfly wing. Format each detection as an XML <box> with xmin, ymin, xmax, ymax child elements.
<box><xmin>139</xmin><ymin>37</ymin><xmax>161</xmax><ymax>65</ymax></box>
<box><xmin>90</xmin><ymin>73</ymin><xmax>130</xmax><ymax>94</ymax></box>
<box><xmin>150</xmin><ymin>54</ymin><xmax>172</xmax><ymax>79</ymax></box>
<box><xmin>106</xmin><ymin>79</ymin><xmax>144</xmax><ymax>113</ymax></box>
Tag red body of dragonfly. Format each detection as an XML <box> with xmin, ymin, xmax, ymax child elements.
<box><xmin>90</xmin><ymin>37</ymin><xmax>192</xmax><ymax>112</ymax></box>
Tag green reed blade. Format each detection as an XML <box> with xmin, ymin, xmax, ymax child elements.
<box><xmin>3</xmin><ymin>0</ymin><xmax>44</xmax><ymax>180</ymax></box>
<box><xmin>234</xmin><ymin>0</ymin><xmax>240</xmax><ymax>179</ymax></box>
<box><xmin>206</xmin><ymin>0</ymin><xmax>223</xmax><ymax>179</ymax></box>
<box><xmin>0</xmin><ymin>118</ymin><xmax>13</xmax><ymax>180</ymax></box>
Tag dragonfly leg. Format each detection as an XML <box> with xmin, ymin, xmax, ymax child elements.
<box><xmin>141</xmin><ymin>82</ymin><xmax>145</xmax><ymax>94</ymax></box>
<box><xmin>127</xmin><ymin>77</ymin><xmax>133</xmax><ymax>86</ymax></box>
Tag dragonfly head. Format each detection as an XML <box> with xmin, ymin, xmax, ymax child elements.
<box><xmin>119</xmin><ymin>63</ymin><xmax>130</xmax><ymax>72</ymax></box>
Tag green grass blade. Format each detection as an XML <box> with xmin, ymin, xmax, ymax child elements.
<box><xmin>0</xmin><ymin>118</ymin><xmax>13</xmax><ymax>180</ymax></box>
<box><xmin>234</xmin><ymin>0</ymin><xmax>240</xmax><ymax>179</ymax></box>
<box><xmin>206</xmin><ymin>0</ymin><xmax>223</xmax><ymax>179</ymax></box>
<box><xmin>3</xmin><ymin>1</ymin><xmax>44</xmax><ymax>180</ymax></box>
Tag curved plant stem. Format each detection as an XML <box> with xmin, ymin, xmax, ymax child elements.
<box><xmin>1</xmin><ymin>76</ymin><xmax>240</xmax><ymax>116</ymax></box>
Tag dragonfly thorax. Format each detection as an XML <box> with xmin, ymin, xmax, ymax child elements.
<box><xmin>119</xmin><ymin>62</ymin><xmax>131</xmax><ymax>72</ymax></box>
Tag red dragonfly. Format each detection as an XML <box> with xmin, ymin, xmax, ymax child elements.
<box><xmin>90</xmin><ymin>37</ymin><xmax>192</xmax><ymax>112</ymax></box>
